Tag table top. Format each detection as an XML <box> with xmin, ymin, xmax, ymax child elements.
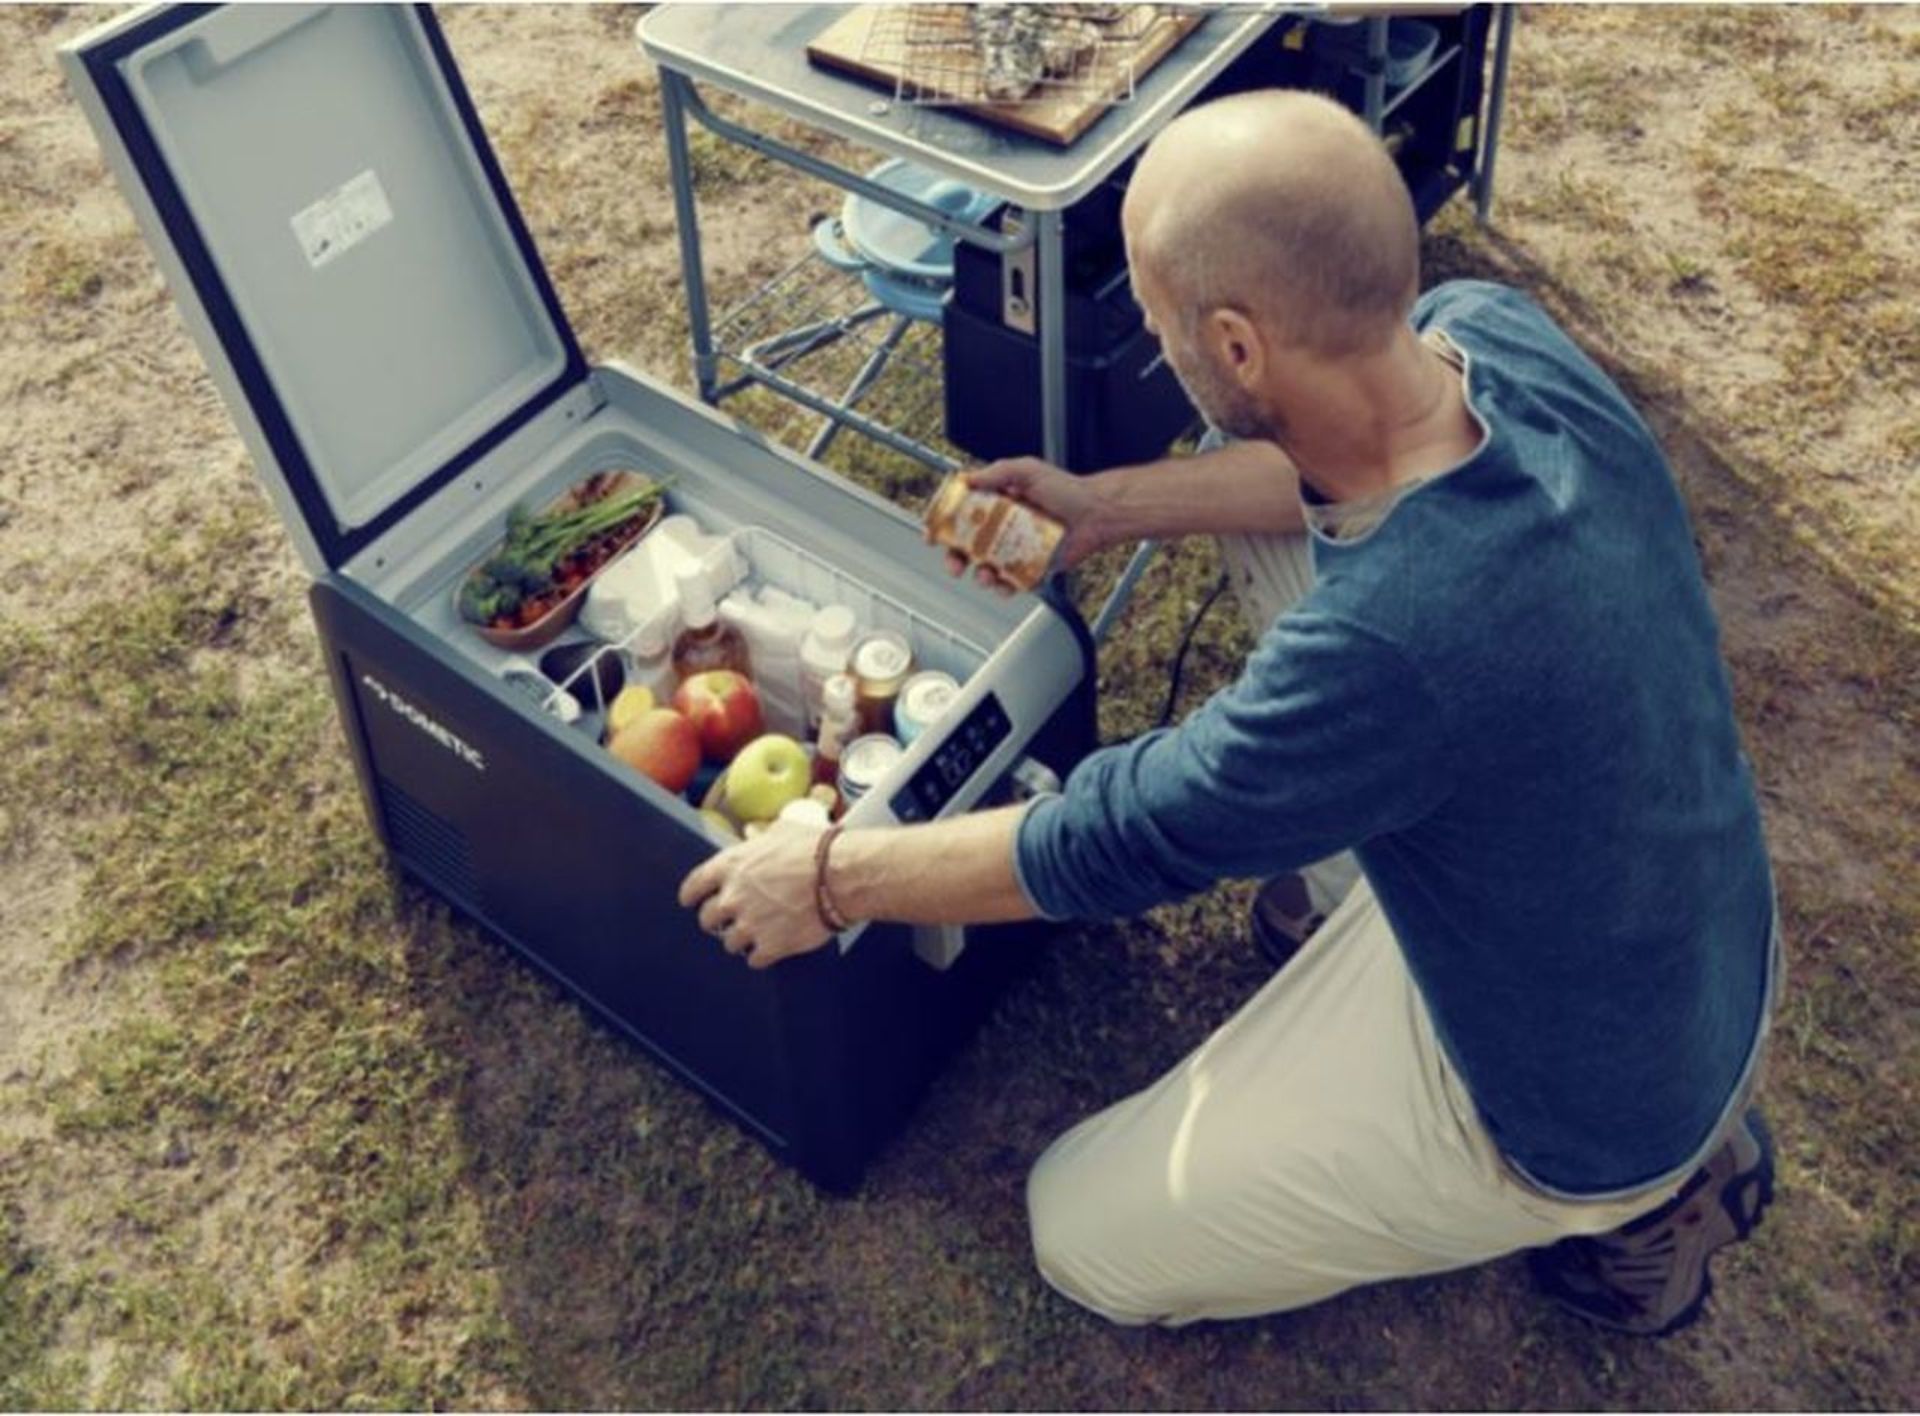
<box><xmin>637</xmin><ymin>4</ymin><xmax>1284</xmax><ymax>210</ymax></box>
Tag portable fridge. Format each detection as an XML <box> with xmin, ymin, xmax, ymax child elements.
<box><xmin>62</xmin><ymin>3</ymin><xmax>1099</xmax><ymax>1192</ymax></box>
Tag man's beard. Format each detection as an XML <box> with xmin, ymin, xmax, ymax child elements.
<box><xmin>1166</xmin><ymin>343</ymin><xmax>1282</xmax><ymax>444</ymax></box>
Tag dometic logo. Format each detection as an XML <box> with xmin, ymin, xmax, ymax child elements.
<box><xmin>360</xmin><ymin>673</ymin><xmax>487</xmax><ymax>773</ymax></box>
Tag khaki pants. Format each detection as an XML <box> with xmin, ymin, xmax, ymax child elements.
<box><xmin>1024</xmin><ymin>874</ymin><xmax>1681</xmax><ymax>1326</ymax></box>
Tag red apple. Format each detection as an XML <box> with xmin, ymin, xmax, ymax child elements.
<box><xmin>672</xmin><ymin>670</ymin><xmax>764</xmax><ymax>764</ymax></box>
<box><xmin>609</xmin><ymin>707</ymin><xmax>701</xmax><ymax>793</ymax></box>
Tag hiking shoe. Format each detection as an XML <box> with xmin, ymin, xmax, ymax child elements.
<box><xmin>1528</xmin><ymin>1108</ymin><xmax>1775</xmax><ymax>1338</ymax></box>
<box><xmin>1248</xmin><ymin>872</ymin><xmax>1326</xmax><ymax>971</ymax></box>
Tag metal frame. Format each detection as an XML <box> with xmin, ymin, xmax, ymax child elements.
<box><xmin>1474</xmin><ymin>4</ymin><xmax>1517</xmax><ymax>223</ymax></box>
<box><xmin>660</xmin><ymin>67</ymin><xmax>1070</xmax><ymax>467</ymax></box>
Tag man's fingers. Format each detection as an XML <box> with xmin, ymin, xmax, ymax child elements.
<box><xmin>678</xmin><ymin>853</ymin><xmax>726</xmax><ymax>909</ymax></box>
<box><xmin>963</xmin><ymin>462</ymin><xmax>1019</xmax><ymax>493</ymax></box>
<box><xmin>944</xmin><ymin>549</ymin><xmax>968</xmax><ymax>579</ymax></box>
<box><xmin>697</xmin><ymin>893</ymin><xmax>735</xmax><ymax>937</ymax></box>
<box><xmin>745</xmin><ymin>936</ymin><xmax>793</xmax><ymax>971</ymax></box>
<box><xmin>721</xmin><ymin>919</ymin><xmax>754</xmax><ymax>957</ymax></box>
<box><xmin>971</xmin><ymin>564</ymin><xmax>1017</xmax><ymax>597</ymax></box>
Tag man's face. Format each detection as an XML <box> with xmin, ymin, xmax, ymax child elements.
<box><xmin>1163</xmin><ymin>324</ymin><xmax>1274</xmax><ymax>444</ymax></box>
<box><xmin>1131</xmin><ymin>260</ymin><xmax>1279</xmax><ymax>445</ymax></box>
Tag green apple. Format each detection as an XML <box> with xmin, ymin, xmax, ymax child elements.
<box><xmin>724</xmin><ymin>733</ymin><xmax>811</xmax><ymax>823</ymax></box>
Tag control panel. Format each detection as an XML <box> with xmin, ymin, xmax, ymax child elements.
<box><xmin>889</xmin><ymin>692</ymin><xmax>1013</xmax><ymax>824</ymax></box>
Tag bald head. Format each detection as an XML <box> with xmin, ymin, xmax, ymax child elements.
<box><xmin>1126</xmin><ymin>90</ymin><xmax>1419</xmax><ymax>358</ymax></box>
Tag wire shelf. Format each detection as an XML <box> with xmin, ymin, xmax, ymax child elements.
<box><xmin>710</xmin><ymin>249</ymin><xmax>959</xmax><ymax>472</ymax></box>
<box><xmin>865</xmin><ymin>4</ymin><xmax>1165</xmax><ymax>109</ymax></box>
<box><xmin>529</xmin><ymin>522</ymin><xmax>989</xmax><ymax>755</ymax></box>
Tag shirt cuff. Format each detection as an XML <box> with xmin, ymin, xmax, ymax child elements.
<box><xmin>1010</xmin><ymin>792</ymin><xmax>1069</xmax><ymax>923</ymax></box>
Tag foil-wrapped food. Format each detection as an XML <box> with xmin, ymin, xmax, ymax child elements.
<box><xmin>970</xmin><ymin>4</ymin><xmax>1134</xmax><ymax>101</ymax></box>
<box><xmin>971</xmin><ymin>4</ymin><xmax>1045</xmax><ymax>100</ymax></box>
<box><xmin>1040</xmin><ymin>3</ymin><xmax>1131</xmax><ymax>21</ymax></box>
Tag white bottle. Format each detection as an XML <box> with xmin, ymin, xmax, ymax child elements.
<box><xmin>625</xmin><ymin>620</ymin><xmax>678</xmax><ymax>704</ymax></box>
<box><xmin>799</xmin><ymin>604</ymin><xmax>858</xmax><ymax>732</ymax></box>
<box><xmin>812</xmin><ymin>673</ymin><xmax>859</xmax><ymax>788</ymax></box>
<box><xmin>720</xmin><ymin>589</ymin><xmax>809</xmax><ymax>736</ymax></box>
<box><xmin>776</xmin><ymin>797</ymin><xmax>833</xmax><ymax>829</ymax></box>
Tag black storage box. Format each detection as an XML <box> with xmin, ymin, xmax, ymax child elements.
<box><xmin>944</xmin><ymin>184</ymin><xmax>1197</xmax><ymax>472</ymax></box>
<box><xmin>943</xmin><ymin>297</ymin><xmax>1195</xmax><ymax>474</ymax></box>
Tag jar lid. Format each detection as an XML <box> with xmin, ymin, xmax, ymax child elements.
<box><xmin>810</xmin><ymin>604</ymin><xmax>857</xmax><ymax>650</ymax></box>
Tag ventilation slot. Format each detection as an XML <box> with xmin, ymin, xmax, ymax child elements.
<box><xmin>378</xmin><ymin>779</ymin><xmax>483</xmax><ymax>909</ymax></box>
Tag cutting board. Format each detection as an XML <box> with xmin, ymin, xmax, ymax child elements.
<box><xmin>807</xmin><ymin>5</ymin><xmax>1206</xmax><ymax>147</ymax></box>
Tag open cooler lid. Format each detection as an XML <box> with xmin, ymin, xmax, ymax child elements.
<box><xmin>67</xmin><ymin>4</ymin><xmax>587</xmax><ymax>571</ymax></box>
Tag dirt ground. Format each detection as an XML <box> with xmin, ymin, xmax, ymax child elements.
<box><xmin>2</xmin><ymin>3</ymin><xmax>1917</xmax><ymax>1410</ymax></box>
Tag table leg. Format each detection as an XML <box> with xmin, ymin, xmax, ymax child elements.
<box><xmin>1474</xmin><ymin>4</ymin><xmax>1517</xmax><ymax>226</ymax></box>
<box><xmin>806</xmin><ymin>314</ymin><xmax>914</xmax><ymax>461</ymax></box>
<box><xmin>1036</xmin><ymin>207</ymin><xmax>1069</xmax><ymax>467</ymax></box>
<box><xmin>1091</xmin><ymin>539</ymin><xmax>1159</xmax><ymax>645</ymax></box>
<box><xmin>660</xmin><ymin>71</ymin><xmax>719</xmax><ymax>402</ymax></box>
<box><xmin>1363</xmin><ymin>16</ymin><xmax>1389</xmax><ymax>132</ymax></box>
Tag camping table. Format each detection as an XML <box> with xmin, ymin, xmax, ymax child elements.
<box><xmin>637</xmin><ymin>3</ymin><xmax>1516</xmax><ymax>638</ymax></box>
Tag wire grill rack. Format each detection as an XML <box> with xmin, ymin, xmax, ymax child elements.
<box><xmin>865</xmin><ymin>4</ymin><xmax>1166</xmax><ymax>109</ymax></box>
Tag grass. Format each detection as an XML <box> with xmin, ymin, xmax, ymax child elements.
<box><xmin>10</xmin><ymin>240</ymin><xmax>105</xmax><ymax>309</ymax></box>
<box><xmin>5</xmin><ymin>2</ymin><xmax>1920</xmax><ymax>1408</ymax></box>
<box><xmin>0</xmin><ymin>1202</ymin><xmax>83</xmax><ymax>1409</ymax></box>
<box><xmin>1498</xmin><ymin>2</ymin><xmax>1920</xmax><ymax>631</ymax></box>
<box><xmin>0</xmin><ymin>509</ymin><xmax>542</xmax><ymax>1407</ymax></box>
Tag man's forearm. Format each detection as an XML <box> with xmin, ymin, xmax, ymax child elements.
<box><xmin>829</xmin><ymin>805</ymin><xmax>1040</xmax><ymax>928</ymax></box>
<box><xmin>1092</xmin><ymin>439</ymin><xmax>1305</xmax><ymax>548</ymax></box>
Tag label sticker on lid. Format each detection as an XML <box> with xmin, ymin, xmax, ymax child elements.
<box><xmin>291</xmin><ymin>169</ymin><xmax>394</xmax><ymax>271</ymax></box>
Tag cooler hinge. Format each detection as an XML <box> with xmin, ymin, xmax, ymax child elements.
<box><xmin>579</xmin><ymin>371</ymin><xmax>613</xmax><ymax>416</ymax></box>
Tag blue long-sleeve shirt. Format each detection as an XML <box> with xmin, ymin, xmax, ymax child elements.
<box><xmin>1015</xmin><ymin>280</ymin><xmax>1774</xmax><ymax>1197</ymax></box>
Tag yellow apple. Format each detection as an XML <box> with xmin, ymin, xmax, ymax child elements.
<box><xmin>606</xmin><ymin>684</ymin><xmax>656</xmax><ymax>737</ymax></box>
<box><xmin>723</xmin><ymin>733</ymin><xmax>811</xmax><ymax>823</ymax></box>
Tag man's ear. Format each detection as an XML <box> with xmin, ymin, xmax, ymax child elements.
<box><xmin>1205</xmin><ymin>307</ymin><xmax>1266</xmax><ymax>392</ymax></box>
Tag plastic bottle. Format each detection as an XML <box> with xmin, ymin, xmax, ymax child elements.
<box><xmin>624</xmin><ymin>619</ymin><xmax>679</xmax><ymax>704</ymax></box>
<box><xmin>812</xmin><ymin>672</ymin><xmax>859</xmax><ymax>787</ymax></box>
<box><xmin>672</xmin><ymin>562</ymin><xmax>751</xmax><ymax>683</ymax></box>
<box><xmin>777</xmin><ymin>797</ymin><xmax>832</xmax><ymax>830</ymax></box>
<box><xmin>799</xmin><ymin>604</ymin><xmax>858</xmax><ymax>731</ymax></box>
<box><xmin>720</xmin><ymin>589</ymin><xmax>809</xmax><ymax>736</ymax></box>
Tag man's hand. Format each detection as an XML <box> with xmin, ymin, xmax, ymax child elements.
<box><xmin>677</xmin><ymin>820</ymin><xmax>835</xmax><ymax>970</ymax></box>
<box><xmin>942</xmin><ymin>457</ymin><xmax>1111</xmax><ymax>596</ymax></box>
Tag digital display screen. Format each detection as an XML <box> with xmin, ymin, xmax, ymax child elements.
<box><xmin>889</xmin><ymin>693</ymin><xmax>1011</xmax><ymax>823</ymax></box>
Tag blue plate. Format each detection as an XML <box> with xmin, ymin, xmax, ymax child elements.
<box><xmin>840</xmin><ymin>158</ymin><xmax>1000</xmax><ymax>284</ymax></box>
<box><xmin>860</xmin><ymin>263</ymin><xmax>949</xmax><ymax>323</ymax></box>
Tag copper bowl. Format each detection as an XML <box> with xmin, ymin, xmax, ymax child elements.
<box><xmin>460</xmin><ymin>470</ymin><xmax>665</xmax><ymax>653</ymax></box>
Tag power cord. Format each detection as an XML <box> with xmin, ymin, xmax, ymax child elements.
<box><xmin>1156</xmin><ymin>570</ymin><xmax>1232</xmax><ymax>729</ymax></box>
